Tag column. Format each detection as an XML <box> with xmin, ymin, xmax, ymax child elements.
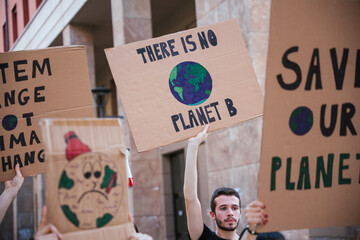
<box><xmin>62</xmin><ymin>24</ymin><xmax>96</xmax><ymax>89</ymax></box>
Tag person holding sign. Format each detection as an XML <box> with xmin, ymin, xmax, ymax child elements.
<box><xmin>0</xmin><ymin>164</ymin><xmax>24</xmax><ymax>223</ymax></box>
<box><xmin>184</xmin><ymin>126</ymin><xmax>268</xmax><ymax>240</ymax></box>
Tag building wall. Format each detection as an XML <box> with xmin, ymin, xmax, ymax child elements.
<box><xmin>0</xmin><ymin>3</ymin><xmax>43</xmax><ymax>239</ymax></box>
<box><xmin>0</xmin><ymin>0</ymin><xmax>42</xmax><ymax>52</ymax></box>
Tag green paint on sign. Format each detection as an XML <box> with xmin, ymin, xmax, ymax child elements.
<box><xmin>59</xmin><ymin>171</ymin><xmax>74</xmax><ymax>189</ymax></box>
<box><xmin>169</xmin><ymin>67</ymin><xmax>177</xmax><ymax>86</ymax></box>
<box><xmin>185</xmin><ymin>63</ymin><xmax>208</xmax><ymax>93</ymax></box>
<box><xmin>61</xmin><ymin>205</ymin><xmax>79</xmax><ymax>227</ymax></box>
<box><xmin>96</xmin><ymin>213</ymin><xmax>113</xmax><ymax>228</ymax></box>
<box><xmin>101</xmin><ymin>165</ymin><xmax>117</xmax><ymax>189</ymax></box>
<box><xmin>174</xmin><ymin>87</ymin><xmax>184</xmax><ymax>101</ymax></box>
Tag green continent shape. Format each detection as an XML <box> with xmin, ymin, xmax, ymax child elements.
<box><xmin>9</xmin><ymin>117</ymin><xmax>16</xmax><ymax>127</ymax></box>
<box><xmin>189</xmin><ymin>99</ymin><xmax>207</xmax><ymax>106</ymax></box>
<box><xmin>185</xmin><ymin>63</ymin><xmax>208</xmax><ymax>93</ymax></box>
<box><xmin>61</xmin><ymin>205</ymin><xmax>79</xmax><ymax>227</ymax></box>
<box><xmin>7</xmin><ymin>117</ymin><xmax>15</xmax><ymax>128</ymax></box>
<box><xmin>174</xmin><ymin>87</ymin><xmax>184</xmax><ymax>101</ymax></box>
<box><xmin>101</xmin><ymin>165</ymin><xmax>117</xmax><ymax>189</ymax></box>
<box><xmin>170</xmin><ymin>65</ymin><xmax>182</xmax><ymax>86</ymax></box>
<box><xmin>290</xmin><ymin>108</ymin><xmax>302</xmax><ymax>131</ymax></box>
<box><xmin>59</xmin><ymin>170</ymin><xmax>74</xmax><ymax>189</ymax></box>
<box><xmin>96</xmin><ymin>213</ymin><xmax>113</xmax><ymax>228</ymax></box>
<box><xmin>169</xmin><ymin>67</ymin><xmax>177</xmax><ymax>86</ymax></box>
<box><xmin>292</xmin><ymin>108</ymin><xmax>301</xmax><ymax>118</ymax></box>
<box><xmin>307</xmin><ymin>113</ymin><xmax>313</xmax><ymax>124</ymax></box>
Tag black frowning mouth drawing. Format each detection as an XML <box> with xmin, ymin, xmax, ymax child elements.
<box><xmin>77</xmin><ymin>190</ymin><xmax>108</xmax><ymax>203</ymax></box>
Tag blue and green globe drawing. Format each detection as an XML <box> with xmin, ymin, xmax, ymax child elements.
<box><xmin>289</xmin><ymin>106</ymin><xmax>313</xmax><ymax>136</ymax></box>
<box><xmin>169</xmin><ymin>61</ymin><xmax>212</xmax><ymax>106</ymax></box>
<box><xmin>2</xmin><ymin>114</ymin><xmax>18</xmax><ymax>131</ymax></box>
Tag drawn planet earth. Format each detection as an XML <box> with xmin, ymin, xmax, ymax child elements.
<box><xmin>289</xmin><ymin>106</ymin><xmax>313</xmax><ymax>136</ymax></box>
<box><xmin>58</xmin><ymin>152</ymin><xmax>123</xmax><ymax>229</ymax></box>
<box><xmin>169</xmin><ymin>61</ymin><xmax>212</xmax><ymax>106</ymax></box>
<box><xmin>2</xmin><ymin>114</ymin><xmax>18</xmax><ymax>131</ymax></box>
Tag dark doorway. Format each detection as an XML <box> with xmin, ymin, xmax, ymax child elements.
<box><xmin>151</xmin><ymin>0</ymin><xmax>196</xmax><ymax>37</ymax></box>
<box><xmin>169</xmin><ymin>150</ymin><xmax>188</xmax><ymax>239</ymax></box>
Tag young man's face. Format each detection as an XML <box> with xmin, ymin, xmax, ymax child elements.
<box><xmin>210</xmin><ymin>195</ymin><xmax>241</xmax><ymax>231</ymax></box>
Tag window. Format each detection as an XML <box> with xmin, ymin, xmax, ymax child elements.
<box><xmin>12</xmin><ymin>5</ymin><xmax>18</xmax><ymax>42</ymax></box>
<box><xmin>23</xmin><ymin>0</ymin><xmax>29</xmax><ymax>26</ymax></box>
<box><xmin>36</xmin><ymin>0</ymin><xmax>42</xmax><ymax>8</ymax></box>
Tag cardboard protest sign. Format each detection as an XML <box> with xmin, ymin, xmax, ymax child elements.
<box><xmin>0</xmin><ymin>46</ymin><xmax>94</xmax><ymax>182</ymax></box>
<box><xmin>258</xmin><ymin>0</ymin><xmax>360</xmax><ymax>232</ymax></box>
<box><xmin>105</xmin><ymin>19</ymin><xmax>263</xmax><ymax>152</ymax></box>
<box><xmin>40</xmin><ymin>119</ymin><xmax>129</xmax><ymax>234</ymax></box>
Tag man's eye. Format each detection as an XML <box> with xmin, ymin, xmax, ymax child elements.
<box><xmin>220</xmin><ymin>207</ymin><xmax>226</xmax><ymax>211</ymax></box>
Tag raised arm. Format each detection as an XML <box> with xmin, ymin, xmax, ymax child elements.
<box><xmin>184</xmin><ymin>125</ymin><xmax>209</xmax><ymax>240</ymax></box>
<box><xmin>0</xmin><ymin>164</ymin><xmax>24</xmax><ymax>223</ymax></box>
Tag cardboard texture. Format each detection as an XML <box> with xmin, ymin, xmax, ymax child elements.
<box><xmin>258</xmin><ymin>0</ymin><xmax>360</xmax><ymax>232</ymax></box>
<box><xmin>105</xmin><ymin>19</ymin><xmax>263</xmax><ymax>152</ymax></box>
<box><xmin>0</xmin><ymin>46</ymin><xmax>94</xmax><ymax>182</ymax></box>
<box><xmin>40</xmin><ymin>119</ymin><xmax>129</xmax><ymax>234</ymax></box>
<box><xmin>36</xmin><ymin>223</ymin><xmax>135</xmax><ymax>240</ymax></box>
<box><xmin>61</xmin><ymin>223</ymin><xmax>135</xmax><ymax>240</ymax></box>
<box><xmin>36</xmin><ymin>233</ymin><xmax>58</xmax><ymax>240</ymax></box>
<box><xmin>63</xmin><ymin>223</ymin><xmax>135</xmax><ymax>240</ymax></box>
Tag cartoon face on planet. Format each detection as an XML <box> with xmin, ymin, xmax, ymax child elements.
<box><xmin>58</xmin><ymin>132</ymin><xmax>123</xmax><ymax>229</ymax></box>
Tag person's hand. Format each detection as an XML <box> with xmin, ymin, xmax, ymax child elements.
<box><xmin>4</xmin><ymin>164</ymin><xmax>24</xmax><ymax>198</ymax></box>
<box><xmin>244</xmin><ymin>201</ymin><xmax>268</xmax><ymax>233</ymax></box>
<box><xmin>34</xmin><ymin>206</ymin><xmax>62</xmax><ymax>240</ymax></box>
<box><xmin>188</xmin><ymin>125</ymin><xmax>209</xmax><ymax>147</ymax></box>
<box><xmin>127</xmin><ymin>233</ymin><xmax>153</xmax><ymax>240</ymax></box>
<box><xmin>127</xmin><ymin>213</ymin><xmax>152</xmax><ymax>240</ymax></box>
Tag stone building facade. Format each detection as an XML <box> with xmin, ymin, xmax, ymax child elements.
<box><xmin>1</xmin><ymin>0</ymin><xmax>358</xmax><ymax>239</ymax></box>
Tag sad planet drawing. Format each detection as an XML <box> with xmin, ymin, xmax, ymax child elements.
<box><xmin>58</xmin><ymin>131</ymin><xmax>123</xmax><ymax>229</ymax></box>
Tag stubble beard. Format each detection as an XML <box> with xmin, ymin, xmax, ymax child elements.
<box><xmin>215</xmin><ymin>216</ymin><xmax>239</xmax><ymax>232</ymax></box>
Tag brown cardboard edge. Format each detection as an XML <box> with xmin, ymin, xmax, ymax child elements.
<box><xmin>104</xmin><ymin>18</ymin><xmax>239</xmax><ymax>52</ymax></box>
<box><xmin>0</xmin><ymin>45</ymin><xmax>86</xmax><ymax>56</ymax></box>
<box><xmin>39</xmin><ymin>118</ymin><xmax>122</xmax><ymax>127</ymax></box>
<box><xmin>62</xmin><ymin>222</ymin><xmax>135</xmax><ymax>240</ymax></box>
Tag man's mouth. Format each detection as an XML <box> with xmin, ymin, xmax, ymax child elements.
<box><xmin>225</xmin><ymin>218</ymin><xmax>236</xmax><ymax>223</ymax></box>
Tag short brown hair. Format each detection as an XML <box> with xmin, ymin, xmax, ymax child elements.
<box><xmin>210</xmin><ymin>187</ymin><xmax>241</xmax><ymax>212</ymax></box>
